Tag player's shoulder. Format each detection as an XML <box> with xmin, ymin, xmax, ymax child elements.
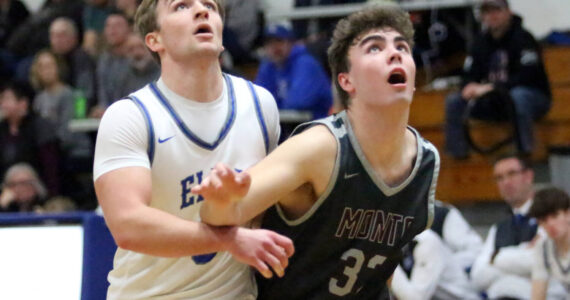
<box><xmin>285</xmin><ymin>122</ymin><xmax>337</xmax><ymax>160</ymax></box>
<box><xmin>409</xmin><ymin>126</ymin><xmax>440</xmax><ymax>167</ymax></box>
<box><xmin>411</xmin><ymin>127</ymin><xmax>437</xmax><ymax>152</ymax></box>
<box><xmin>99</xmin><ymin>98</ymin><xmax>147</xmax><ymax>132</ymax></box>
<box><xmin>102</xmin><ymin>99</ymin><xmax>139</xmax><ymax>119</ymax></box>
<box><xmin>226</xmin><ymin>73</ymin><xmax>276</xmax><ymax>104</ymax></box>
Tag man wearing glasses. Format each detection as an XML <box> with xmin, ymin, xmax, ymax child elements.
<box><xmin>470</xmin><ymin>154</ymin><xmax>565</xmax><ymax>299</ymax></box>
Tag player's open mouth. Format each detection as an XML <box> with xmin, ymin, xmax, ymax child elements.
<box><xmin>194</xmin><ymin>24</ymin><xmax>213</xmax><ymax>35</ymax></box>
<box><xmin>388</xmin><ymin>68</ymin><xmax>407</xmax><ymax>85</ymax></box>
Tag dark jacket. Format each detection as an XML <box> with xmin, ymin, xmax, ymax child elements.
<box><xmin>463</xmin><ymin>15</ymin><xmax>551</xmax><ymax>99</ymax></box>
<box><xmin>0</xmin><ymin>0</ymin><xmax>30</xmax><ymax>47</ymax></box>
<box><xmin>0</xmin><ymin>114</ymin><xmax>61</xmax><ymax>196</ymax></box>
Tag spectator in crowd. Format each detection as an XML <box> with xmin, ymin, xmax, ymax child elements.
<box><xmin>115</xmin><ymin>0</ymin><xmax>141</xmax><ymax>21</ymax></box>
<box><xmin>470</xmin><ymin>154</ymin><xmax>566</xmax><ymax>299</ymax></box>
<box><xmin>29</xmin><ymin>49</ymin><xmax>74</xmax><ymax>149</ymax></box>
<box><xmin>82</xmin><ymin>0</ymin><xmax>116</xmax><ymax>57</ymax></box>
<box><xmin>0</xmin><ymin>0</ymin><xmax>29</xmax><ymax>47</ymax></box>
<box><xmin>0</xmin><ymin>81</ymin><xmax>61</xmax><ymax>197</ymax></box>
<box><xmin>49</xmin><ymin>17</ymin><xmax>97</xmax><ymax>107</ymax></box>
<box><xmin>444</xmin><ymin>0</ymin><xmax>550</xmax><ymax>159</ymax></box>
<box><xmin>7</xmin><ymin>0</ymin><xmax>83</xmax><ymax>59</ymax></box>
<box><xmin>116</xmin><ymin>33</ymin><xmax>159</xmax><ymax>98</ymax></box>
<box><xmin>0</xmin><ymin>0</ymin><xmax>29</xmax><ymax>78</ymax></box>
<box><xmin>431</xmin><ymin>200</ymin><xmax>484</xmax><ymax>273</ymax></box>
<box><xmin>529</xmin><ymin>187</ymin><xmax>570</xmax><ymax>298</ymax></box>
<box><xmin>0</xmin><ymin>163</ymin><xmax>47</xmax><ymax>212</ymax></box>
<box><xmin>255</xmin><ymin>24</ymin><xmax>332</xmax><ymax>121</ymax></box>
<box><xmin>391</xmin><ymin>229</ymin><xmax>481</xmax><ymax>300</ymax></box>
<box><xmin>91</xmin><ymin>12</ymin><xmax>131</xmax><ymax>117</ymax></box>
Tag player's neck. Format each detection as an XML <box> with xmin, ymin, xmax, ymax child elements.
<box><xmin>347</xmin><ymin>103</ymin><xmax>416</xmax><ymax>186</ymax></box>
<box><xmin>556</xmin><ymin>229</ymin><xmax>570</xmax><ymax>254</ymax></box>
<box><xmin>347</xmin><ymin>100</ymin><xmax>410</xmax><ymax>152</ymax></box>
<box><xmin>160</xmin><ymin>57</ymin><xmax>223</xmax><ymax>102</ymax></box>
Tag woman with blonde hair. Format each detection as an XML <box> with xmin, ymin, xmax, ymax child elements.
<box><xmin>29</xmin><ymin>49</ymin><xmax>74</xmax><ymax>148</ymax></box>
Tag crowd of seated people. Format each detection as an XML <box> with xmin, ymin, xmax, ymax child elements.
<box><xmin>0</xmin><ymin>0</ymin><xmax>159</xmax><ymax>211</ymax></box>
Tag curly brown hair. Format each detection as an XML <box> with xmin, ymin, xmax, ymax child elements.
<box><xmin>135</xmin><ymin>0</ymin><xmax>226</xmax><ymax>62</ymax></box>
<box><xmin>327</xmin><ymin>6</ymin><xmax>414</xmax><ymax>108</ymax></box>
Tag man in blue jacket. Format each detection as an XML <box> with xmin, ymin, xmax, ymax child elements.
<box><xmin>255</xmin><ymin>24</ymin><xmax>332</xmax><ymax>122</ymax></box>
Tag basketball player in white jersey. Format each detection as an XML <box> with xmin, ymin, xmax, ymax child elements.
<box><xmin>193</xmin><ymin>7</ymin><xmax>440</xmax><ymax>299</ymax></box>
<box><xmin>529</xmin><ymin>187</ymin><xmax>570</xmax><ymax>299</ymax></box>
<box><xmin>93</xmin><ymin>0</ymin><xmax>294</xmax><ymax>299</ymax></box>
<box><xmin>391</xmin><ymin>229</ymin><xmax>481</xmax><ymax>300</ymax></box>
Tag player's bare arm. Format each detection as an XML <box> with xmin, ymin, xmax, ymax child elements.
<box><xmin>96</xmin><ymin>166</ymin><xmax>294</xmax><ymax>278</ymax></box>
<box><xmin>195</xmin><ymin>125</ymin><xmax>337</xmax><ymax>225</ymax></box>
<box><xmin>530</xmin><ymin>279</ymin><xmax>547</xmax><ymax>300</ymax></box>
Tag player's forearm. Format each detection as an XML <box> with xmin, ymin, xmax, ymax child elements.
<box><xmin>200</xmin><ymin>200</ymin><xmax>243</xmax><ymax>226</ymax></box>
<box><xmin>108</xmin><ymin>206</ymin><xmax>232</xmax><ymax>257</ymax></box>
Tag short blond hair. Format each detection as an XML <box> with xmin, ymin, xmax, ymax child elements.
<box><xmin>135</xmin><ymin>0</ymin><xmax>226</xmax><ymax>62</ymax></box>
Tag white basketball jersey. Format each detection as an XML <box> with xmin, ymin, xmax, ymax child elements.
<box><xmin>106</xmin><ymin>74</ymin><xmax>274</xmax><ymax>299</ymax></box>
<box><xmin>536</xmin><ymin>238</ymin><xmax>570</xmax><ymax>295</ymax></box>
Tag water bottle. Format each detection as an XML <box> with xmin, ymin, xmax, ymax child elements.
<box><xmin>73</xmin><ymin>90</ymin><xmax>87</xmax><ymax>119</ymax></box>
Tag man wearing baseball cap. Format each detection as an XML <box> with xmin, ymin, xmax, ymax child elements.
<box><xmin>444</xmin><ymin>0</ymin><xmax>551</xmax><ymax>159</ymax></box>
<box><xmin>480</xmin><ymin>0</ymin><xmax>509</xmax><ymax>10</ymax></box>
<box><xmin>255</xmin><ymin>24</ymin><xmax>332</xmax><ymax>133</ymax></box>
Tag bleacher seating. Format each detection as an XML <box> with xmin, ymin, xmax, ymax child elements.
<box><xmin>410</xmin><ymin>46</ymin><xmax>570</xmax><ymax>203</ymax></box>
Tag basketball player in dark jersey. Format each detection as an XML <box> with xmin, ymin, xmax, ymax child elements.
<box><xmin>193</xmin><ymin>6</ymin><xmax>440</xmax><ymax>299</ymax></box>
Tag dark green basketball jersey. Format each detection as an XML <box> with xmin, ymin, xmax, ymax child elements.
<box><xmin>257</xmin><ymin>111</ymin><xmax>440</xmax><ymax>299</ymax></box>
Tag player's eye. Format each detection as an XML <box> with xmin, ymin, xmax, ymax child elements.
<box><xmin>396</xmin><ymin>43</ymin><xmax>410</xmax><ymax>53</ymax></box>
<box><xmin>368</xmin><ymin>45</ymin><xmax>381</xmax><ymax>53</ymax></box>
<box><xmin>174</xmin><ymin>2</ymin><xmax>188</xmax><ymax>11</ymax></box>
<box><xmin>203</xmin><ymin>0</ymin><xmax>217</xmax><ymax>10</ymax></box>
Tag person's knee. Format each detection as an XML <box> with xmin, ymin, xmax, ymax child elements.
<box><xmin>508</xmin><ymin>87</ymin><xmax>535</xmax><ymax>115</ymax></box>
<box><xmin>509</xmin><ymin>86</ymin><xmax>532</xmax><ymax>101</ymax></box>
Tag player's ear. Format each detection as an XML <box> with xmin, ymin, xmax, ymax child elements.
<box><xmin>145</xmin><ymin>32</ymin><xmax>162</xmax><ymax>53</ymax></box>
<box><xmin>337</xmin><ymin>72</ymin><xmax>355</xmax><ymax>94</ymax></box>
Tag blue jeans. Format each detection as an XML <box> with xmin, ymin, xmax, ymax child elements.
<box><xmin>445</xmin><ymin>86</ymin><xmax>551</xmax><ymax>157</ymax></box>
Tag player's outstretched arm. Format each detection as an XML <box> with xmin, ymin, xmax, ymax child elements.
<box><xmin>195</xmin><ymin>125</ymin><xmax>337</xmax><ymax>226</ymax></box>
<box><xmin>192</xmin><ymin>163</ymin><xmax>252</xmax><ymax>223</ymax></box>
<box><xmin>96</xmin><ymin>166</ymin><xmax>293</xmax><ymax>278</ymax></box>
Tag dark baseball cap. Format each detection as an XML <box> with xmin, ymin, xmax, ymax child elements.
<box><xmin>481</xmin><ymin>0</ymin><xmax>509</xmax><ymax>10</ymax></box>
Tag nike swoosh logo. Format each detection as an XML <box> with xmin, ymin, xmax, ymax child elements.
<box><xmin>158</xmin><ymin>136</ymin><xmax>175</xmax><ymax>143</ymax></box>
<box><xmin>344</xmin><ymin>172</ymin><xmax>359</xmax><ymax>179</ymax></box>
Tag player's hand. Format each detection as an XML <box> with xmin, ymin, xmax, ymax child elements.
<box><xmin>225</xmin><ymin>227</ymin><xmax>295</xmax><ymax>279</ymax></box>
<box><xmin>192</xmin><ymin>163</ymin><xmax>251</xmax><ymax>205</ymax></box>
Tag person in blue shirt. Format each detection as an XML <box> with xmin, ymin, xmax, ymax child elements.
<box><xmin>255</xmin><ymin>24</ymin><xmax>332</xmax><ymax>121</ymax></box>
